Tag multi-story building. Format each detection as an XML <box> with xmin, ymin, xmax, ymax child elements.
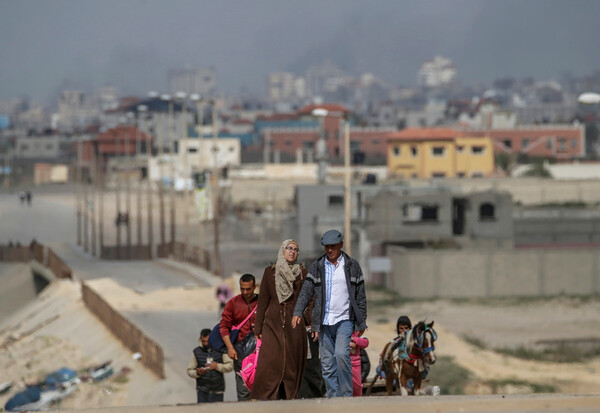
<box><xmin>263</xmin><ymin>104</ymin><xmax>394</xmax><ymax>164</ymax></box>
<box><xmin>387</xmin><ymin>128</ymin><xmax>495</xmax><ymax>178</ymax></box>
<box><xmin>266</xmin><ymin>72</ymin><xmax>306</xmax><ymax>101</ymax></box>
<box><xmin>462</xmin><ymin>125</ymin><xmax>585</xmax><ymax>160</ymax></box>
<box><xmin>56</xmin><ymin>91</ymin><xmax>101</xmax><ymax>132</ymax></box>
<box><xmin>168</xmin><ymin>68</ymin><xmax>216</xmax><ymax>96</ymax></box>
<box><xmin>15</xmin><ymin>134</ymin><xmax>72</xmax><ymax>159</ymax></box>
<box><xmin>417</xmin><ymin>56</ymin><xmax>457</xmax><ymax>88</ymax></box>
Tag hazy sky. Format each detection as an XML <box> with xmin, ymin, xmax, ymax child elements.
<box><xmin>2</xmin><ymin>0</ymin><xmax>600</xmax><ymax>104</ymax></box>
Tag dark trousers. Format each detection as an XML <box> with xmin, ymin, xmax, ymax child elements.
<box><xmin>197</xmin><ymin>389</ymin><xmax>224</xmax><ymax>403</ymax></box>
<box><xmin>298</xmin><ymin>334</ymin><xmax>326</xmax><ymax>398</ymax></box>
<box><xmin>234</xmin><ymin>359</ymin><xmax>251</xmax><ymax>401</ymax></box>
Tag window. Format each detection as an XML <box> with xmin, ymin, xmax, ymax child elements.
<box><xmin>411</xmin><ymin>146</ymin><xmax>418</xmax><ymax>156</ymax></box>
<box><xmin>571</xmin><ymin>139</ymin><xmax>577</xmax><ymax>149</ymax></box>
<box><xmin>503</xmin><ymin>139</ymin><xmax>512</xmax><ymax>149</ymax></box>
<box><xmin>372</xmin><ymin>139</ymin><xmax>380</xmax><ymax>145</ymax></box>
<box><xmin>457</xmin><ymin>172</ymin><xmax>465</xmax><ymax>178</ymax></box>
<box><xmin>393</xmin><ymin>146</ymin><xmax>400</xmax><ymax>156</ymax></box>
<box><xmin>432</xmin><ymin>172</ymin><xmax>446</xmax><ymax>178</ymax></box>
<box><xmin>558</xmin><ymin>138</ymin><xmax>566</xmax><ymax>151</ymax></box>
<box><xmin>303</xmin><ymin>141</ymin><xmax>314</xmax><ymax>149</ymax></box>
<box><xmin>403</xmin><ymin>204</ymin><xmax>438</xmax><ymax>222</ymax></box>
<box><xmin>188</xmin><ymin>147</ymin><xmax>198</xmax><ymax>153</ymax></box>
<box><xmin>479</xmin><ymin>203</ymin><xmax>495</xmax><ymax>221</ymax></box>
<box><xmin>471</xmin><ymin>172</ymin><xmax>484</xmax><ymax>178</ymax></box>
<box><xmin>522</xmin><ymin>139</ymin><xmax>529</xmax><ymax>149</ymax></box>
<box><xmin>350</xmin><ymin>140</ymin><xmax>360</xmax><ymax>151</ymax></box>
<box><xmin>432</xmin><ymin>146</ymin><xmax>445</xmax><ymax>156</ymax></box>
<box><xmin>422</xmin><ymin>205</ymin><xmax>439</xmax><ymax>221</ymax></box>
<box><xmin>546</xmin><ymin>139</ymin><xmax>552</xmax><ymax>149</ymax></box>
<box><xmin>471</xmin><ymin>146</ymin><xmax>485</xmax><ymax>154</ymax></box>
<box><xmin>328</xmin><ymin>194</ymin><xmax>343</xmax><ymax>207</ymax></box>
<box><xmin>324</xmin><ymin>131</ymin><xmax>329</xmax><ymax>140</ymax></box>
<box><xmin>285</xmin><ymin>139</ymin><xmax>292</xmax><ymax>146</ymax></box>
<box><xmin>229</xmin><ymin>146</ymin><xmax>235</xmax><ymax>152</ymax></box>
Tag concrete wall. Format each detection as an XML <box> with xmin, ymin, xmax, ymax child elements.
<box><xmin>81</xmin><ymin>282</ymin><xmax>165</xmax><ymax>378</ymax></box>
<box><xmin>408</xmin><ymin>178</ymin><xmax>600</xmax><ymax>205</ymax></box>
<box><xmin>387</xmin><ymin>247</ymin><xmax>600</xmax><ymax>298</ymax></box>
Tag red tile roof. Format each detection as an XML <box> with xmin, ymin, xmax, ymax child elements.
<box><xmin>94</xmin><ymin>125</ymin><xmax>152</xmax><ymax>142</ymax></box>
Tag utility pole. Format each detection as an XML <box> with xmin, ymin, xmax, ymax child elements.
<box><xmin>83</xmin><ymin>161</ymin><xmax>89</xmax><ymax>253</ymax></box>
<box><xmin>76</xmin><ymin>141</ymin><xmax>82</xmax><ymax>246</ymax></box>
<box><xmin>136</xmin><ymin>107</ymin><xmax>146</xmax><ymax>252</ymax></box>
<box><xmin>343</xmin><ymin>115</ymin><xmax>352</xmax><ymax>256</ymax></box>
<box><xmin>169</xmin><ymin>98</ymin><xmax>176</xmax><ymax>253</ymax></box>
<box><xmin>125</xmin><ymin>124</ymin><xmax>132</xmax><ymax>259</ymax></box>
<box><xmin>211</xmin><ymin>100</ymin><xmax>221</xmax><ymax>277</ymax></box>
<box><xmin>180</xmin><ymin>95</ymin><xmax>190</xmax><ymax>257</ymax></box>
<box><xmin>91</xmin><ymin>145</ymin><xmax>97</xmax><ymax>257</ymax></box>
<box><xmin>158</xmin><ymin>99</ymin><xmax>170</xmax><ymax>251</ymax></box>
<box><xmin>116</xmin><ymin>135</ymin><xmax>122</xmax><ymax>259</ymax></box>
<box><xmin>97</xmin><ymin>142</ymin><xmax>104</xmax><ymax>258</ymax></box>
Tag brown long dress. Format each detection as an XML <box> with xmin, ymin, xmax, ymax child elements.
<box><xmin>251</xmin><ymin>265</ymin><xmax>308</xmax><ymax>400</ymax></box>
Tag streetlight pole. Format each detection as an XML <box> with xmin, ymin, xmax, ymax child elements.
<box><xmin>168</xmin><ymin>97</ymin><xmax>176</xmax><ymax>253</ymax></box>
<box><xmin>176</xmin><ymin>91</ymin><xmax>190</xmax><ymax>258</ymax></box>
<box><xmin>191</xmin><ymin>94</ymin><xmax>205</xmax><ymax>260</ymax></box>
<box><xmin>125</xmin><ymin>112</ymin><xmax>133</xmax><ymax>259</ymax></box>
<box><xmin>211</xmin><ymin>99</ymin><xmax>221</xmax><ymax>277</ymax></box>
<box><xmin>312</xmin><ymin>108</ymin><xmax>352</xmax><ymax>255</ymax></box>
<box><xmin>343</xmin><ymin>115</ymin><xmax>351</xmax><ymax>256</ymax></box>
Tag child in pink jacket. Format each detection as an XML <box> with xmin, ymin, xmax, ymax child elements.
<box><xmin>350</xmin><ymin>331</ymin><xmax>369</xmax><ymax>396</ymax></box>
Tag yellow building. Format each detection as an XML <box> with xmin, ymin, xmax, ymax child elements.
<box><xmin>387</xmin><ymin>128</ymin><xmax>494</xmax><ymax>178</ymax></box>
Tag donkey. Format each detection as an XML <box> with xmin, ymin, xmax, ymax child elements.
<box><xmin>399</xmin><ymin>320</ymin><xmax>437</xmax><ymax>396</ymax></box>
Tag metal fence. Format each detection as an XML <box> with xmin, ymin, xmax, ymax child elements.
<box><xmin>81</xmin><ymin>282</ymin><xmax>165</xmax><ymax>378</ymax></box>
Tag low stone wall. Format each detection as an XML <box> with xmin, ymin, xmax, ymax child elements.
<box><xmin>0</xmin><ymin>243</ymin><xmax>71</xmax><ymax>279</ymax></box>
<box><xmin>81</xmin><ymin>282</ymin><xmax>165</xmax><ymax>379</ymax></box>
<box><xmin>387</xmin><ymin>247</ymin><xmax>600</xmax><ymax>298</ymax></box>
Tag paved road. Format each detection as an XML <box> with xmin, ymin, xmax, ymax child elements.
<box><xmin>0</xmin><ymin>191</ymin><xmax>239</xmax><ymax>402</ymax></box>
<box><xmin>62</xmin><ymin>394</ymin><xmax>600</xmax><ymax>412</ymax></box>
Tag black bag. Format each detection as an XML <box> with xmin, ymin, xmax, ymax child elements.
<box><xmin>234</xmin><ymin>332</ymin><xmax>257</xmax><ymax>360</ymax></box>
<box><xmin>209</xmin><ymin>307</ymin><xmax>257</xmax><ymax>353</ymax></box>
<box><xmin>208</xmin><ymin>323</ymin><xmax>238</xmax><ymax>353</ymax></box>
<box><xmin>360</xmin><ymin>348</ymin><xmax>371</xmax><ymax>383</ymax></box>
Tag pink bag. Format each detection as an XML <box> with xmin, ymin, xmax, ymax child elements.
<box><xmin>237</xmin><ymin>338</ymin><xmax>261</xmax><ymax>391</ymax></box>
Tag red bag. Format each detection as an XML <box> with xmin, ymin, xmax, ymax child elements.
<box><xmin>237</xmin><ymin>338</ymin><xmax>261</xmax><ymax>391</ymax></box>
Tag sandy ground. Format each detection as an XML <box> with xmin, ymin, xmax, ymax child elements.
<box><xmin>0</xmin><ymin>279</ymin><xmax>159</xmax><ymax>410</ymax></box>
<box><xmin>1</xmin><ymin>268</ymin><xmax>599</xmax><ymax>411</ymax></box>
<box><xmin>88</xmin><ymin>277</ymin><xmax>600</xmax><ymax>395</ymax></box>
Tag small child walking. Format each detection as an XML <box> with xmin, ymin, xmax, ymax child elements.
<box><xmin>350</xmin><ymin>331</ymin><xmax>369</xmax><ymax>396</ymax></box>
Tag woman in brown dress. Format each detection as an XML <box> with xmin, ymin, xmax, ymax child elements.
<box><xmin>251</xmin><ymin>239</ymin><xmax>308</xmax><ymax>400</ymax></box>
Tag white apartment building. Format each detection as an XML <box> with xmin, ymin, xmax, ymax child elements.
<box><xmin>417</xmin><ymin>56</ymin><xmax>457</xmax><ymax>88</ymax></box>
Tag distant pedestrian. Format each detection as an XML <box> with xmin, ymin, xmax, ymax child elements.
<box><xmin>187</xmin><ymin>328</ymin><xmax>233</xmax><ymax>403</ymax></box>
<box><xmin>215</xmin><ymin>282</ymin><xmax>233</xmax><ymax>316</ymax></box>
<box><xmin>19</xmin><ymin>191</ymin><xmax>26</xmax><ymax>205</ymax></box>
<box><xmin>292</xmin><ymin>229</ymin><xmax>368</xmax><ymax>398</ymax></box>
<box><xmin>26</xmin><ymin>191</ymin><xmax>32</xmax><ymax>206</ymax></box>
<box><xmin>219</xmin><ymin>273</ymin><xmax>258</xmax><ymax>401</ymax></box>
